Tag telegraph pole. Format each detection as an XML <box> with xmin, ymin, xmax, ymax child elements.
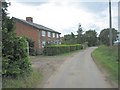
<box><xmin>109</xmin><ymin>0</ymin><xmax>112</xmax><ymax>47</ymax></box>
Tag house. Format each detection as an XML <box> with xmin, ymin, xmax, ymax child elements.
<box><xmin>13</xmin><ymin>17</ymin><xmax>61</xmax><ymax>54</ymax></box>
<box><xmin>114</xmin><ymin>32</ymin><xmax>120</xmax><ymax>45</ymax></box>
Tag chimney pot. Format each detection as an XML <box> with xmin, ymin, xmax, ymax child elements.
<box><xmin>26</xmin><ymin>17</ymin><xmax>33</xmax><ymax>22</ymax></box>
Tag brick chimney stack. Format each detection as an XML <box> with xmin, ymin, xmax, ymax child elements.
<box><xmin>26</xmin><ymin>17</ymin><xmax>33</xmax><ymax>22</ymax></box>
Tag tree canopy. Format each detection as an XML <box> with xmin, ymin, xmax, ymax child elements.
<box><xmin>84</xmin><ymin>30</ymin><xmax>97</xmax><ymax>46</ymax></box>
<box><xmin>99</xmin><ymin>28</ymin><xmax>118</xmax><ymax>46</ymax></box>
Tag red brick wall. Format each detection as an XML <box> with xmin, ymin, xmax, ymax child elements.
<box><xmin>15</xmin><ymin>20</ymin><xmax>61</xmax><ymax>54</ymax></box>
<box><xmin>15</xmin><ymin>21</ymin><xmax>39</xmax><ymax>50</ymax></box>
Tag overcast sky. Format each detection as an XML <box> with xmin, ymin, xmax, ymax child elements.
<box><xmin>7</xmin><ymin>0</ymin><xmax>119</xmax><ymax>36</ymax></box>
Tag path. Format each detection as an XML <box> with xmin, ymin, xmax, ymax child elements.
<box><xmin>43</xmin><ymin>47</ymin><xmax>113</xmax><ymax>88</ymax></box>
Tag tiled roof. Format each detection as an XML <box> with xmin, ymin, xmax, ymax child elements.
<box><xmin>13</xmin><ymin>17</ymin><xmax>61</xmax><ymax>34</ymax></box>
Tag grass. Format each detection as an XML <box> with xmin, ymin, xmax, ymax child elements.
<box><xmin>92</xmin><ymin>45</ymin><xmax>118</xmax><ymax>83</ymax></box>
<box><xmin>2</xmin><ymin>69</ymin><xmax>43</xmax><ymax>88</ymax></box>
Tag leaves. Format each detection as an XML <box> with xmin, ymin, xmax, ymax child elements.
<box><xmin>43</xmin><ymin>44</ymin><xmax>83</xmax><ymax>56</ymax></box>
<box><xmin>99</xmin><ymin>28</ymin><xmax>117</xmax><ymax>46</ymax></box>
<box><xmin>2</xmin><ymin>1</ymin><xmax>32</xmax><ymax>78</ymax></box>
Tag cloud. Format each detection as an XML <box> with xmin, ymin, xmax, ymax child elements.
<box><xmin>8</xmin><ymin>0</ymin><xmax>118</xmax><ymax>36</ymax></box>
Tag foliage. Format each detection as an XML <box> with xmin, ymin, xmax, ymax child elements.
<box><xmin>99</xmin><ymin>28</ymin><xmax>118</xmax><ymax>46</ymax></box>
<box><xmin>62</xmin><ymin>32</ymin><xmax>77</xmax><ymax>44</ymax></box>
<box><xmin>43</xmin><ymin>44</ymin><xmax>83</xmax><ymax>56</ymax></box>
<box><xmin>77</xmin><ymin>24</ymin><xmax>85</xmax><ymax>44</ymax></box>
<box><xmin>92</xmin><ymin>45</ymin><xmax>118</xmax><ymax>82</ymax></box>
<box><xmin>61</xmin><ymin>24</ymin><xmax>97</xmax><ymax>47</ymax></box>
<box><xmin>2</xmin><ymin>1</ymin><xmax>31</xmax><ymax>77</ymax></box>
<box><xmin>84</xmin><ymin>30</ymin><xmax>97</xmax><ymax>46</ymax></box>
<box><xmin>77</xmin><ymin>24</ymin><xmax>83</xmax><ymax>36</ymax></box>
<box><xmin>2</xmin><ymin>69</ymin><xmax>42</xmax><ymax>88</ymax></box>
<box><xmin>2</xmin><ymin>31</ymin><xmax>32</xmax><ymax>77</ymax></box>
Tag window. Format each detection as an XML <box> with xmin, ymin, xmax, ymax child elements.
<box><xmin>42</xmin><ymin>31</ymin><xmax>46</xmax><ymax>36</ymax></box>
<box><xmin>53</xmin><ymin>33</ymin><xmax>55</xmax><ymax>38</ymax></box>
<box><xmin>48</xmin><ymin>32</ymin><xmax>51</xmax><ymax>37</ymax></box>
<box><xmin>56</xmin><ymin>34</ymin><xmax>59</xmax><ymax>38</ymax></box>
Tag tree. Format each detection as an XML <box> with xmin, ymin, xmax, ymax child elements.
<box><xmin>62</xmin><ymin>32</ymin><xmax>77</xmax><ymax>44</ymax></box>
<box><xmin>99</xmin><ymin>28</ymin><xmax>117</xmax><ymax>46</ymax></box>
<box><xmin>77</xmin><ymin>24</ymin><xmax>83</xmax><ymax>36</ymax></box>
<box><xmin>76</xmin><ymin>24</ymin><xmax>84</xmax><ymax>44</ymax></box>
<box><xmin>2</xmin><ymin>2</ymin><xmax>31</xmax><ymax>78</ymax></box>
<box><xmin>84</xmin><ymin>30</ymin><xmax>97</xmax><ymax>46</ymax></box>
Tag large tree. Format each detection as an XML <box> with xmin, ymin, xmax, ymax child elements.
<box><xmin>99</xmin><ymin>28</ymin><xmax>118</xmax><ymax>46</ymax></box>
<box><xmin>84</xmin><ymin>30</ymin><xmax>97</xmax><ymax>46</ymax></box>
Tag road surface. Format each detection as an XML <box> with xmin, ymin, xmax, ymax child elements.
<box><xmin>43</xmin><ymin>47</ymin><xmax>113</xmax><ymax>88</ymax></box>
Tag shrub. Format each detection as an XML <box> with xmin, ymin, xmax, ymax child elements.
<box><xmin>43</xmin><ymin>44</ymin><xmax>83</xmax><ymax>56</ymax></box>
<box><xmin>2</xmin><ymin>31</ymin><xmax>32</xmax><ymax>78</ymax></box>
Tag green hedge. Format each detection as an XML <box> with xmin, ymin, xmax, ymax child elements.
<box><xmin>43</xmin><ymin>44</ymin><xmax>83</xmax><ymax>56</ymax></box>
<box><xmin>2</xmin><ymin>30</ymin><xmax>32</xmax><ymax>77</ymax></box>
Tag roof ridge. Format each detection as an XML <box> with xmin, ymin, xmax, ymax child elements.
<box><xmin>12</xmin><ymin>17</ymin><xmax>61</xmax><ymax>34</ymax></box>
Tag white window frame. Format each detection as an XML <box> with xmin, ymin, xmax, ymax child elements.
<box><xmin>53</xmin><ymin>33</ymin><xmax>55</xmax><ymax>38</ymax></box>
<box><xmin>42</xmin><ymin>31</ymin><xmax>46</xmax><ymax>36</ymax></box>
<box><xmin>48</xmin><ymin>32</ymin><xmax>51</xmax><ymax>37</ymax></box>
<box><xmin>56</xmin><ymin>34</ymin><xmax>59</xmax><ymax>38</ymax></box>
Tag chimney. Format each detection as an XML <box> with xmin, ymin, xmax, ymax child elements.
<box><xmin>26</xmin><ymin>17</ymin><xmax>33</xmax><ymax>22</ymax></box>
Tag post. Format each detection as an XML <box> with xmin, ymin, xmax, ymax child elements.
<box><xmin>118</xmin><ymin>1</ymin><xmax>120</xmax><ymax>88</ymax></box>
<box><xmin>109</xmin><ymin>0</ymin><xmax>112</xmax><ymax>47</ymax></box>
<box><xmin>0</xmin><ymin>1</ymin><xmax>2</xmax><ymax>90</ymax></box>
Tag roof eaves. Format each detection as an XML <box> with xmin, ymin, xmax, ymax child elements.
<box><xmin>13</xmin><ymin>17</ymin><xmax>61</xmax><ymax>34</ymax></box>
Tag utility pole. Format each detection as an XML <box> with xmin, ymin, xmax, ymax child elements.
<box><xmin>109</xmin><ymin>0</ymin><xmax>112</xmax><ymax>47</ymax></box>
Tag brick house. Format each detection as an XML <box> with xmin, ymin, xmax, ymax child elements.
<box><xmin>13</xmin><ymin>17</ymin><xmax>61</xmax><ymax>54</ymax></box>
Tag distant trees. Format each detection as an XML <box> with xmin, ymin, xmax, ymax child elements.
<box><xmin>84</xmin><ymin>30</ymin><xmax>97</xmax><ymax>46</ymax></box>
<box><xmin>62</xmin><ymin>24</ymin><xmax>98</xmax><ymax>46</ymax></box>
<box><xmin>99</xmin><ymin>28</ymin><xmax>118</xmax><ymax>46</ymax></box>
<box><xmin>62</xmin><ymin>32</ymin><xmax>77</xmax><ymax>44</ymax></box>
<box><xmin>61</xmin><ymin>24</ymin><xmax>118</xmax><ymax>47</ymax></box>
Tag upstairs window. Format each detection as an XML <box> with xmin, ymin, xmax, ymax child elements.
<box><xmin>42</xmin><ymin>31</ymin><xmax>46</xmax><ymax>36</ymax></box>
<box><xmin>48</xmin><ymin>32</ymin><xmax>51</xmax><ymax>37</ymax></box>
<box><xmin>56</xmin><ymin>34</ymin><xmax>59</xmax><ymax>38</ymax></box>
<box><xmin>53</xmin><ymin>33</ymin><xmax>55</xmax><ymax>38</ymax></box>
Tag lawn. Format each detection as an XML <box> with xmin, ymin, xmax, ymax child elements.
<box><xmin>92</xmin><ymin>45</ymin><xmax>118</xmax><ymax>83</ymax></box>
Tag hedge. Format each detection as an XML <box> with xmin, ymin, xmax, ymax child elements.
<box><xmin>43</xmin><ymin>44</ymin><xmax>83</xmax><ymax>56</ymax></box>
<box><xmin>2</xmin><ymin>30</ymin><xmax>32</xmax><ymax>78</ymax></box>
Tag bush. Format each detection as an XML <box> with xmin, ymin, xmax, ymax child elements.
<box><xmin>2</xmin><ymin>30</ymin><xmax>32</xmax><ymax>78</ymax></box>
<box><xmin>43</xmin><ymin>44</ymin><xmax>83</xmax><ymax>56</ymax></box>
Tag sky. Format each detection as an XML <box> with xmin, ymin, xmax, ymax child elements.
<box><xmin>7</xmin><ymin>0</ymin><xmax>119</xmax><ymax>36</ymax></box>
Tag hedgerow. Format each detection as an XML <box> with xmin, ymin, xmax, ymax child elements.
<box><xmin>43</xmin><ymin>44</ymin><xmax>83</xmax><ymax>56</ymax></box>
<box><xmin>2</xmin><ymin>29</ymin><xmax>32</xmax><ymax>78</ymax></box>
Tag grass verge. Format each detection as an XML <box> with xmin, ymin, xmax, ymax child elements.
<box><xmin>2</xmin><ymin>69</ymin><xmax>43</xmax><ymax>88</ymax></box>
<box><xmin>92</xmin><ymin>45</ymin><xmax>118</xmax><ymax>84</ymax></box>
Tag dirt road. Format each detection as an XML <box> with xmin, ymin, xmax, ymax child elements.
<box><xmin>42</xmin><ymin>47</ymin><xmax>113</xmax><ymax>88</ymax></box>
